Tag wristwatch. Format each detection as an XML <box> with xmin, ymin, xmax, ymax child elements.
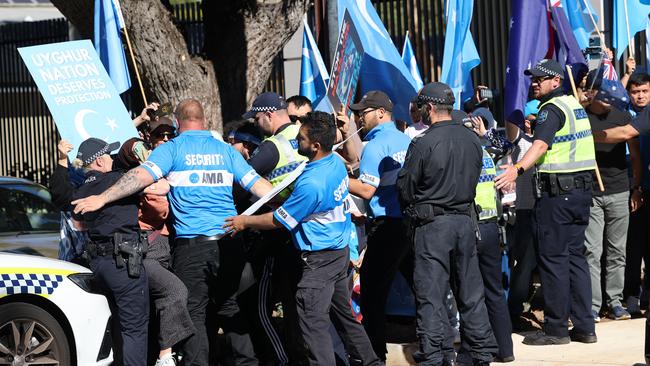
<box><xmin>514</xmin><ymin>163</ymin><xmax>525</xmax><ymax>176</ymax></box>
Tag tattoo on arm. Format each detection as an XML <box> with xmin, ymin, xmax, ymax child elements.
<box><xmin>100</xmin><ymin>167</ymin><xmax>151</xmax><ymax>203</ymax></box>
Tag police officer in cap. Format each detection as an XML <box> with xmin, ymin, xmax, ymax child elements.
<box><xmin>396</xmin><ymin>82</ymin><xmax>497</xmax><ymax>366</ymax></box>
<box><xmin>495</xmin><ymin>59</ymin><xmax>597</xmax><ymax>345</ymax></box>
<box><xmin>71</xmin><ymin>137</ymin><xmax>149</xmax><ymax>366</ymax></box>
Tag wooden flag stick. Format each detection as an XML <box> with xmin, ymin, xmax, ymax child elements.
<box><xmin>566</xmin><ymin>65</ymin><xmax>605</xmax><ymax>192</ymax></box>
<box><xmin>122</xmin><ymin>26</ymin><xmax>148</xmax><ymax>106</ymax></box>
<box><xmin>581</xmin><ymin>0</ymin><xmax>604</xmax><ymax>45</ymax></box>
<box><xmin>623</xmin><ymin>0</ymin><xmax>635</xmax><ymax>58</ymax></box>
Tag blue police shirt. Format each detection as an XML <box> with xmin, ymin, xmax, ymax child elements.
<box><xmin>273</xmin><ymin>153</ymin><xmax>352</xmax><ymax>252</ymax></box>
<box><xmin>141</xmin><ymin>130</ymin><xmax>260</xmax><ymax>238</ymax></box>
<box><xmin>359</xmin><ymin>122</ymin><xmax>410</xmax><ymax>218</ymax></box>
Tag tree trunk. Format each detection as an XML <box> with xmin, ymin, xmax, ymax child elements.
<box><xmin>50</xmin><ymin>0</ymin><xmax>308</xmax><ymax>130</ymax></box>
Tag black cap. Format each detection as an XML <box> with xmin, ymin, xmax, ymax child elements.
<box><xmin>76</xmin><ymin>137</ymin><xmax>120</xmax><ymax>166</ymax></box>
<box><xmin>242</xmin><ymin>92</ymin><xmax>288</xmax><ymax>119</ymax></box>
<box><xmin>148</xmin><ymin>116</ymin><xmax>176</xmax><ymax>134</ymax></box>
<box><xmin>415</xmin><ymin>82</ymin><xmax>455</xmax><ymax>106</ymax></box>
<box><xmin>524</xmin><ymin>59</ymin><xmax>564</xmax><ymax>79</ymax></box>
<box><xmin>349</xmin><ymin>91</ymin><xmax>394</xmax><ymax>112</ymax></box>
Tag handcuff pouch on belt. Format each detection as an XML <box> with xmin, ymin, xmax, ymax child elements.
<box><xmin>113</xmin><ymin>232</ymin><xmax>148</xmax><ymax>278</ymax></box>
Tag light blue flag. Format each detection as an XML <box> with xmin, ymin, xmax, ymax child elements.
<box><xmin>440</xmin><ymin>0</ymin><xmax>480</xmax><ymax>109</ymax></box>
<box><xmin>401</xmin><ymin>31</ymin><xmax>424</xmax><ymax>91</ymax></box>
<box><xmin>613</xmin><ymin>0</ymin><xmax>650</xmax><ymax>60</ymax></box>
<box><xmin>18</xmin><ymin>40</ymin><xmax>139</xmax><ymax>158</ymax></box>
<box><xmin>561</xmin><ymin>0</ymin><xmax>599</xmax><ymax>50</ymax></box>
<box><xmin>335</xmin><ymin>0</ymin><xmax>419</xmax><ymax>122</ymax></box>
<box><xmin>94</xmin><ymin>0</ymin><xmax>131</xmax><ymax>94</ymax></box>
<box><xmin>300</xmin><ymin>18</ymin><xmax>330</xmax><ymax>104</ymax></box>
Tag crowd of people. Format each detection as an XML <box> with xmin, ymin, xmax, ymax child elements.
<box><xmin>49</xmin><ymin>53</ymin><xmax>650</xmax><ymax>366</ymax></box>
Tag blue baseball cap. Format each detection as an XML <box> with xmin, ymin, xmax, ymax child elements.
<box><xmin>242</xmin><ymin>92</ymin><xmax>288</xmax><ymax>119</ymax></box>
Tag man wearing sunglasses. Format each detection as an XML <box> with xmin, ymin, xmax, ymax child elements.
<box><xmin>347</xmin><ymin>90</ymin><xmax>413</xmax><ymax>362</ymax></box>
<box><xmin>495</xmin><ymin>59</ymin><xmax>597</xmax><ymax>346</ymax></box>
<box><xmin>147</xmin><ymin>117</ymin><xmax>177</xmax><ymax>148</ymax></box>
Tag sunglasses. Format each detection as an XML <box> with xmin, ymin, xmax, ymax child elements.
<box><xmin>355</xmin><ymin>108</ymin><xmax>376</xmax><ymax>118</ymax></box>
<box><xmin>152</xmin><ymin>131</ymin><xmax>176</xmax><ymax>139</ymax></box>
<box><xmin>531</xmin><ymin>76</ymin><xmax>554</xmax><ymax>84</ymax></box>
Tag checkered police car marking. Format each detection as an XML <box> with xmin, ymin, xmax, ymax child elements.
<box><xmin>0</xmin><ymin>269</ymin><xmax>73</xmax><ymax>298</ymax></box>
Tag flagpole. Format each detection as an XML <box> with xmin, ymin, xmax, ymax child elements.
<box><xmin>623</xmin><ymin>0</ymin><xmax>635</xmax><ymax>58</ymax></box>
<box><xmin>581</xmin><ymin>0</ymin><xmax>604</xmax><ymax>45</ymax></box>
<box><xmin>566</xmin><ymin>64</ymin><xmax>605</xmax><ymax>192</ymax></box>
<box><xmin>122</xmin><ymin>27</ymin><xmax>148</xmax><ymax>106</ymax></box>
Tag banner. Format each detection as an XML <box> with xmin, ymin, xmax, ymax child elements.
<box><xmin>18</xmin><ymin>40</ymin><xmax>138</xmax><ymax>157</ymax></box>
<box><xmin>327</xmin><ymin>10</ymin><xmax>365</xmax><ymax>113</ymax></box>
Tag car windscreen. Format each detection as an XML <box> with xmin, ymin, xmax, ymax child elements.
<box><xmin>0</xmin><ymin>187</ymin><xmax>59</xmax><ymax>233</ymax></box>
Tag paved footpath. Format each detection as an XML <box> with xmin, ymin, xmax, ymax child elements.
<box><xmin>387</xmin><ymin>317</ymin><xmax>647</xmax><ymax>366</ymax></box>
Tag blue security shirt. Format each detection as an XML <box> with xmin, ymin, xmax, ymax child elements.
<box><xmin>359</xmin><ymin>122</ymin><xmax>410</xmax><ymax>218</ymax></box>
<box><xmin>141</xmin><ymin>130</ymin><xmax>260</xmax><ymax>238</ymax></box>
<box><xmin>274</xmin><ymin>154</ymin><xmax>352</xmax><ymax>252</ymax></box>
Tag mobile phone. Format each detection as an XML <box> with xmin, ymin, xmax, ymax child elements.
<box><xmin>153</xmin><ymin>102</ymin><xmax>173</xmax><ymax>117</ymax></box>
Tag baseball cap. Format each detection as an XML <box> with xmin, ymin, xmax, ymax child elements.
<box><xmin>76</xmin><ymin>137</ymin><xmax>120</xmax><ymax>166</ymax></box>
<box><xmin>349</xmin><ymin>91</ymin><xmax>394</xmax><ymax>112</ymax></box>
<box><xmin>148</xmin><ymin>116</ymin><xmax>176</xmax><ymax>134</ymax></box>
<box><xmin>524</xmin><ymin>59</ymin><xmax>564</xmax><ymax>79</ymax></box>
<box><xmin>414</xmin><ymin>82</ymin><xmax>455</xmax><ymax>106</ymax></box>
<box><xmin>242</xmin><ymin>92</ymin><xmax>288</xmax><ymax>119</ymax></box>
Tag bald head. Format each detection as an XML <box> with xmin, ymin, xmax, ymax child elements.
<box><xmin>175</xmin><ymin>99</ymin><xmax>206</xmax><ymax>131</ymax></box>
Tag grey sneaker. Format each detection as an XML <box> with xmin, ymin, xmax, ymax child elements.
<box><xmin>609</xmin><ymin>305</ymin><xmax>631</xmax><ymax>320</ymax></box>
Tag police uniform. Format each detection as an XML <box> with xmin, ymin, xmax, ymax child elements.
<box><xmin>71</xmin><ymin>138</ymin><xmax>148</xmax><ymax>366</ymax></box>
<box><xmin>141</xmin><ymin>130</ymin><xmax>261</xmax><ymax>366</ymax></box>
<box><xmin>472</xmin><ymin>145</ymin><xmax>514</xmax><ymax>361</ymax></box>
<box><xmin>348</xmin><ymin>91</ymin><xmax>413</xmax><ymax>361</ymax></box>
<box><xmin>273</xmin><ymin>153</ymin><xmax>380</xmax><ymax>366</ymax></box>
<box><xmin>523</xmin><ymin>59</ymin><xmax>597</xmax><ymax>344</ymax></box>
<box><xmin>396</xmin><ymin>83</ymin><xmax>497</xmax><ymax>365</ymax></box>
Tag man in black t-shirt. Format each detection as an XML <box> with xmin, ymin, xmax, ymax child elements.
<box><xmin>583</xmin><ymin>70</ymin><xmax>642</xmax><ymax>322</ymax></box>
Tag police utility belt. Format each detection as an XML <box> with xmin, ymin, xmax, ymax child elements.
<box><xmin>404</xmin><ymin>203</ymin><xmax>470</xmax><ymax>226</ymax></box>
<box><xmin>84</xmin><ymin>232</ymin><xmax>148</xmax><ymax>278</ymax></box>
<box><xmin>533</xmin><ymin>172</ymin><xmax>592</xmax><ymax>198</ymax></box>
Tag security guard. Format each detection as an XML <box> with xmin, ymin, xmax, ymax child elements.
<box><xmin>70</xmin><ymin>137</ymin><xmax>148</xmax><ymax>366</ymax></box>
<box><xmin>396</xmin><ymin>82</ymin><xmax>497</xmax><ymax>366</ymax></box>
<box><xmin>495</xmin><ymin>59</ymin><xmax>597</xmax><ymax>345</ymax></box>
<box><xmin>224</xmin><ymin>111</ymin><xmax>381</xmax><ymax>366</ymax></box>
<box><xmin>73</xmin><ymin>99</ymin><xmax>273</xmax><ymax>366</ymax></box>
<box><xmin>347</xmin><ymin>90</ymin><xmax>413</xmax><ymax>361</ymax></box>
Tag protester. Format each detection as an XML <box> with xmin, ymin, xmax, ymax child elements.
<box><xmin>347</xmin><ymin>90</ymin><xmax>413</xmax><ymax>362</ymax></box>
<box><xmin>225</xmin><ymin>120</ymin><xmax>262</xmax><ymax>160</ymax></box>
<box><xmin>582</xmin><ymin>69</ymin><xmax>640</xmax><ymax>322</ymax></box>
<box><xmin>496</xmin><ymin>59</ymin><xmax>597</xmax><ymax>345</ymax></box>
<box><xmin>72</xmin><ymin>99</ymin><xmax>273</xmax><ymax>366</ymax></box>
<box><xmin>624</xmin><ymin>72</ymin><xmax>650</xmax><ymax>315</ymax></box>
<box><xmin>286</xmin><ymin>95</ymin><xmax>313</xmax><ymax>123</ymax></box>
<box><xmin>397</xmin><ymin>82</ymin><xmax>496</xmax><ymax>365</ymax></box>
<box><xmin>224</xmin><ymin>111</ymin><xmax>381</xmax><ymax>366</ymax></box>
<box><xmin>404</xmin><ymin>100</ymin><xmax>427</xmax><ymax>138</ymax></box>
<box><xmin>71</xmin><ymin>138</ymin><xmax>149</xmax><ymax>366</ymax></box>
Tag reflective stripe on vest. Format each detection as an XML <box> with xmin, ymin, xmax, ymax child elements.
<box><xmin>536</xmin><ymin>95</ymin><xmax>596</xmax><ymax>173</ymax></box>
<box><xmin>263</xmin><ymin>124</ymin><xmax>308</xmax><ymax>198</ymax></box>
<box><xmin>475</xmin><ymin>148</ymin><xmax>498</xmax><ymax>220</ymax></box>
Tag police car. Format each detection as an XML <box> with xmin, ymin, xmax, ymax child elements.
<box><xmin>0</xmin><ymin>253</ymin><xmax>113</xmax><ymax>365</ymax></box>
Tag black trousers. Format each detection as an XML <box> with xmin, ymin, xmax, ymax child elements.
<box><xmin>296</xmin><ymin>247</ymin><xmax>380</xmax><ymax>366</ymax></box>
<box><xmin>533</xmin><ymin>188</ymin><xmax>594</xmax><ymax>337</ymax></box>
<box><xmin>90</xmin><ymin>255</ymin><xmax>149</xmax><ymax>366</ymax></box>
<box><xmin>474</xmin><ymin>221</ymin><xmax>513</xmax><ymax>359</ymax></box>
<box><xmin>625</xmin><ymin>192</ymin><xmax>650</xmax><ymax>300</ymax></box>
<box><xmin>172</xmin><ymin>237</ymin><xmax>222</xmax><ymax>366</ymax></box>
<box><xmin>412</xmin><ymin>215</ymin><xmax>496</xmax><ymax>365</ymax></box>
<box><xmin>508</xmin><ymin>209</ymin><xmax>537</xmax><ymax>319</ymax></box>
<box><xmin>360</xmin><ymin>217</ymin><xmax>413</xmax><ymax>360</ymax></box>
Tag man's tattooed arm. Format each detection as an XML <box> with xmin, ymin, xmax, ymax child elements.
<box><xmin>100</xmin><ymin>167</ymin><xmax>155</xmax><ymax>204</ymax></box>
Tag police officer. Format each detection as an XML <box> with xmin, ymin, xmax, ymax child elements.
<box><xmin>73</xmin><ymin>99</ymin><xmax>273</xmax><ymax>366</ymax></box>
<box><xmin>495</xmin><ymin>59</ymin><xmax>597</xmax><ymax>345</ymax></box>
<box><xmin>224</xmin><ymin>111</ymin><xmax>381</xmax><ymax>366</ymax></box>
<box><xmin>346</xmin><ymin>90</ymin><xmax>413</xmax><ymax>362</ymax></box>
<box><xmin>243</xmin><ymin>92</ymin><xmax>309</xmax><ymax>364</ymax></box>
<box><xmin>396</xmin><ymin>82</ymin><xmax>497</xmax><ymax>366</ymax></box>
<box><xmin>70</xmin><ymin>137</ymin><xmax>148</xmax><ymax>366</ymax></box>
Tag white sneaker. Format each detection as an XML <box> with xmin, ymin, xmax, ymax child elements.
<box><xmin>627</xmin><ymin>296</ymin><xmax>641</xmax><ymax>315</ymax></box>
<box><xmin>155</xmin><ymin>354</ymin><xmax>176</xmax><ymax>366</ymax></box>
